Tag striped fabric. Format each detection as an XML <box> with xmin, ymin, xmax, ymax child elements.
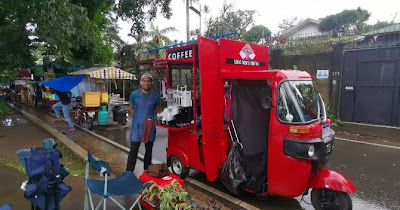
<box><xmin>69</xmin><ymin>67</ymin><xmax>136</xmax><ymax>80</ymax></box>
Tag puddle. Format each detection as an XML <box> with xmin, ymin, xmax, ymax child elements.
<box><xmin>1</xmin><ymin>117</ymin><xmax>28</xmax><ymax>127</ymax></box>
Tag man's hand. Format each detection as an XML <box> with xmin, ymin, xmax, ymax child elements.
<box><xmin>129</xmin><ymin>104</ymin><xmax>134</xmax><ymax>116</ymax></box>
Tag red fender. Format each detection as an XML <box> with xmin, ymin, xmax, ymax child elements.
<box><xmin>308</xmin><ymin>168</ymin><xmax>356</xmax><ymax>194</ymax></box>
<box><xmin>167</xmin><ymin>147</ymin><xmax>190</xmax><ymax>167</ymax></box>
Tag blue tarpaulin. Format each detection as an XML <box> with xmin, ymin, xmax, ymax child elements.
<box><xmin>41</xmin><ymin>75</ymin><xmax>86</xmax><ymax>92</ymax></box>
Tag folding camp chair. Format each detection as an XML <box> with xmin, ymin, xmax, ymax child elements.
<box><xmin>84</xmin><ymin>152</ymin><xmax>151</xmax><ymax>210</ymax></box>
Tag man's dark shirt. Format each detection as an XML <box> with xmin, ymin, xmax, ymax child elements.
<box><xmin>55</xmin><ymin>90</ymin><xmax>71</xmax><ymax>105</ymax></box>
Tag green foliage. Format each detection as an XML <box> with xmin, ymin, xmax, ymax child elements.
<box><xmin>318</xmin><ymin>7</ymin><xmax>370</xmax><ymax>34</ymax></box>
<box><xmin>204</xmin><ymin>2</ymin><xmax>255</xmax><ymax>39</ymax></box>
<box><xmin>0</xmin><ymin>100</ymin><xmax>13</xmax><ymax>117</ymax></box>
<box><xmin>242</xmin><ymin>25</ymin><xmax>271</xmax><ymax>43</ymax></box>
<box><xmin>279</xmin><ymin>35</ymin><xmax>359</xmax><ymax>55</ymax></box>
<box><xmin>116</xmin><ymin>0</ymin><xmax>173</xmax><ymax>38</ymax></box>
<box><xmin>0</xmin><ymin>0</ymin><xmax>118</xmax><ymax>81</ymax></box>
<box><xmin>144</xmin><ymin>180</ymin><xmax>196</xmax><ymax>210</ymax></box>
<box><xmin>326</xmin><ymin>103</ymin><xmax>343</xmax><ymax>127</ymax></box>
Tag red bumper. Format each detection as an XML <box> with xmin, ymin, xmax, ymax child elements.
<box><xmin>308</xmin><ymin>168</ymin><xmax>356</xmax><ymax>194</ymax></box>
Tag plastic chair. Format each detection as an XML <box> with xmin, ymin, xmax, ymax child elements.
<box><xmin>84</xmin><ymin>152</ymin><xmax>151</xmax><ymax>210</ymax></box>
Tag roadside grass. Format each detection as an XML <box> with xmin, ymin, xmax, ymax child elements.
<box><xmin>56</xmin><ymin>141</ymin><xmax>93</xmax><ymax>176</ymax></box>
<box><xmin>0</xmin><ymin>140</ymin><xmax>93</xmax><ymax>176</ymax></box>
<box><xmin>0</xmin><ymin>99</ymin><xmax>13</xmax><ymax>116</ymax></box>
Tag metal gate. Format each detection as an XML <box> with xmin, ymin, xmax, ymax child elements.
<box><xmin>340</xmin><ymin>46</ymin><xmax>400</xmax><ymax>125</ymax></box>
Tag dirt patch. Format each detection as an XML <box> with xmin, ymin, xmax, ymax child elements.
<box><xmin>186</xmin><ymin>185</ymin><xmax>234</xmax><ymax>210</ymax></box>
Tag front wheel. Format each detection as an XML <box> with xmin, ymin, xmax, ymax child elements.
<box><xmin>169</xmin><ymin>156</ymin><xmax>189</xmax><ymax>179</ymax></box>
<box><xmin>311</xmin><ymin>188</ymin><xmax>352</xmax><ymax>210</ymax></box>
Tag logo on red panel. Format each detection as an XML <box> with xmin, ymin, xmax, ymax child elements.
<box><xmin>225</xmin><ymin>43</ymin><xmax>265</xmax><ymax>67</ymax></box>
<box><xmin>239</xmin><ymin>44</ymin><xmax>256</xmax><ymax>60</ymax></box>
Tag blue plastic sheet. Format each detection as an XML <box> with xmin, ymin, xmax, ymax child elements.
<box><xmin>41</xmin><ymin>75</ymin><xmax>86</xmax><ymax>92</ymax></box>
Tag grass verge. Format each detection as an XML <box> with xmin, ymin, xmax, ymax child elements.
<box><xmin>0</xmin><ymin>140</ymin><xmax>92</xmax><ymax>176</ymax></box>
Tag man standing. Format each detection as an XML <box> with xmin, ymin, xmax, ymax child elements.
<box><xmin>126</xmin><ymin>73</ymin><xmax>160</xmax><ymax>172</ymax></box>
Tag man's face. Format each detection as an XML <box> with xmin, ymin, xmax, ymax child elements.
<box><xmin>140</xmin><ymin>77</ymin><xmax>152</xmax><ymax>91</ymax></box>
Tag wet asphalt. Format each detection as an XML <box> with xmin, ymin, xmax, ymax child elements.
<box><xmin>7</xmin><ymin>104</ymin><xmax>400</xmax><ymax>210</ymax></box>
<box><xmin>92</xmin><ymin>111</ymin><xmax>400</xmax><ymax>209</ymax></box>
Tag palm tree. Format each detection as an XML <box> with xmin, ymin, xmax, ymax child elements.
<box><xmin>143</xmin><ymin>23</ymin><xmax>177</xmax><ymax>58</ymax></box>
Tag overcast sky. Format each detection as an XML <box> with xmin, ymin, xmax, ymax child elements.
<box><xmin>117</xmin><ymin>0</ymin><xmax>400</xmax><ymax>44</ymax></box>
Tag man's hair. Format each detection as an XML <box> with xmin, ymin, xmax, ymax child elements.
<box><xmin>141</xmin><ymin>73</ymin><xmax>153</xmax><ymax>81</ymax></box>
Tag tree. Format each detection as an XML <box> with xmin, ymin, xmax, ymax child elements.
<box><xmin>242</xmin><ymin>25</ymin><xmax>271</xmax><ymax>43</ymax></box>
<box><xmin>278</xmin><ymin>17</ymin><xmax>301</xmax><ymax>32</ymax></box>
<box><xmin>116</xmin><ymin>0</ymin><xmax>173</xmax><ymax>38</ymax></box>
<box><xmin>0</xmin><ymin>0</ymin><xmax>91</xmax><ymax>82</ymax></box>
<box><xmin>70</xmin><ymin>0</ymin><xmax>118</xmax><ymax>67</ymax></box>
<box><xmin>204</xmin><ymin>2</ymin><xmax>255</xmax><ymax>39</ymax></box>
<box><xmin>318</xmin><ymin>7</ymin><xmax>370</xmax><ymax>34</ymax></box>
<box><xmin>143</xmin><ymin>24</ymin><xmax>177</xmax><ymax>58</ymax></box>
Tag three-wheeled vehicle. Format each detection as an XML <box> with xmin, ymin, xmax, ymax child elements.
<box><xmin>143</xmin><ymin>36</ymin><xmax>356</xmax><ymax>209</ymax></box>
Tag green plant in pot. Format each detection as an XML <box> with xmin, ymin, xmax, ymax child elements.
<box><xmin>144</xmin><ymin>179</ymin><xmax>196</xmax><ymax>210</ymax></box>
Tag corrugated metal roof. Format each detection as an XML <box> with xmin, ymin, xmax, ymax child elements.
<box><xmin>363</xmin><ymin>23</ymin><xmax>400</xmax><ymax>36</ymax></box>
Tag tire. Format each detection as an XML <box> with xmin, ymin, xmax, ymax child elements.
<box><xmin>81</xmin><ymin>113</ymin><xmax>94</xmax><ymax>130</ymax></box>
<box><xmin>311</xmin><ymin>189</ymin><xmax>352</xmax><ymax>210</ymax></box>
<box><xmin>169</xmin><ymin>156</ymin><xmax>189</xmax><ymax>179</ymax></box>
<box><xmin>88</xmin><ymin>117</ymin><xmax>94</xmax><ymax>131</ymax></box>
<box><xmin>122</xmin><ymin>119</ymin><xmax>127</xmax><ymax>125</ymax></box>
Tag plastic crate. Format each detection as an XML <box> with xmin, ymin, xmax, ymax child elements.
<box><xmin>83</xmin><ymin>92</ymin><xmax>101</xmax><ymax>107</ymax></box>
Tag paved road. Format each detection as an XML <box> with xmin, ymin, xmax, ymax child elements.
<box><xmin>92</xmin><ymin>115</ymin><xmax>400</xmax><ymax>209</ymax></box>
<box><xmin>19</xmin><ymin>104</ymin><xmax>400</xmax><ymax>209</ymax></box>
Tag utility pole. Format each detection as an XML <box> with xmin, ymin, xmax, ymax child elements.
<box><xmin>189</xmin><ymin>4</ymin><xmax>201</xmax><ymax>36</ymax></box>
<box><xmin>186</xmin><ymin>0</ymin><xmax>190</xmax><ymax>42</ymax></box>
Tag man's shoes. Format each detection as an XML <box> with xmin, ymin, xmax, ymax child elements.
<box><xmin>68</xmin><ymin>128</ymin><xmax>75</xmax><ymax>132</ymax></box>
<box><xmin>53</xmin><ymin>118</ymin><xmax>62</xmax><ymax>122</ymax></box>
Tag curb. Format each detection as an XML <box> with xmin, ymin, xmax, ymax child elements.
<box><xmin>13</xmin><ymin>103</ymin><xmax>260</xmax><ymax>210</ymax></box>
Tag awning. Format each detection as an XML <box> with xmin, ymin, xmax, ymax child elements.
<box><xmin>69</xmin><ymin>67</ymin><xmax>136</xmax><ymax>80</ymax></box>
<box><xmin>41</xmin><ymin>75</ymin><xmax>86</xmax><ymax>92</ymax></box>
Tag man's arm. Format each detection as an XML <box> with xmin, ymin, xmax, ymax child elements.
<box><xmin>129</xmin><ymin>104</ymin><xmax>134</xmax><ymax>116</ymax></box>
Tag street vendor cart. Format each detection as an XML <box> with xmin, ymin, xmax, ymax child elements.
<box><xmin>41</xmin><ymin>67</ymin><xmax>135</xmax><ymax>130</ymax></box>
<box><xmin>140</xmin><ymin>36</ymin><xmax>356</xmax><ymax>209</ymax></box>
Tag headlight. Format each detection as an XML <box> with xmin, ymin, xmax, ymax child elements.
<box><xmin>308</xmin><ymin>145</ymin><xmax>315</xmax><ymax>157</ymax></box>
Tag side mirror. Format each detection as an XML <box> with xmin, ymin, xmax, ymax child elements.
<box><xmin>261</xmin><ymin>87</ymin><xmax>271</xmax><ymax>109</ymax></box>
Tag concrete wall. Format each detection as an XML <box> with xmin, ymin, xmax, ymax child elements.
<box><xmin>282</xmin><ymin>52</ymin><xmax>332</xmax><ymax>103</ymax></box>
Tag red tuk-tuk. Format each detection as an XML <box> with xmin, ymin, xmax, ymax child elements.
<box><xmin>143</xmin><ymin>37</ymin><xmax>355</xmax><ymax>209</ymax></box>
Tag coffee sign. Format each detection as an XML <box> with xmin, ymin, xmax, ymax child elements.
<box><xmin>168</xmin><ymin>48</ymin><xmax>193</xmax><ymax>60</ymax></box>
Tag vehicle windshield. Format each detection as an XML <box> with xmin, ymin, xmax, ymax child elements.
<box><xmin>277</xmin><ymin>80</ymin><xmax>319</xmax><ymax>123</ymax></box>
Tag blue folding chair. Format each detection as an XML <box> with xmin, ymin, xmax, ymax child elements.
<box><xmin>84</xmin><ymin>152</ymin><xmax>152</xmax><ymax>210</ymax></box>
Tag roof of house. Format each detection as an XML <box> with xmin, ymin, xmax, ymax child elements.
<box><xmin>281</xmin><ymin>18</ymin><xmax>320</xmax><ymax>39</ymax></box>
<box><xmin>363</xmin><ymin>23</ymin><xmax>400</xmax><ymax>36</ymax></box>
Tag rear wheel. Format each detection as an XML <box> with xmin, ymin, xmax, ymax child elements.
<box><xmin>169</xmin><ymin>156</ymin><xmax>189</xmax><ymax>179</ymax></box>
<box><xmin>81</xmin><ymin>113</ymin><xmax>94</xmax><ymax>130</ymax></box>
<box><xmin>311</xmin><ymin>189</ymin><xmax>352</xmax><ymax>210</ymax></box>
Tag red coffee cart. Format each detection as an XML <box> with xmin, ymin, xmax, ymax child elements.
<box><xmin>142</xmin><ymin>36</ymin><xmax>356</xmax><ymax>209</ymax></box>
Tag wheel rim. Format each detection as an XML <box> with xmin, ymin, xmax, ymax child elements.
<box><xmin>172</xmin><ymin>159</ymin><xmax>183</xmax><ymax>175</ymax></box>
<box><xmin>312</xmin><ymin>189</ymin><xmax>351</xmax><ymax>210</ymax></box>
